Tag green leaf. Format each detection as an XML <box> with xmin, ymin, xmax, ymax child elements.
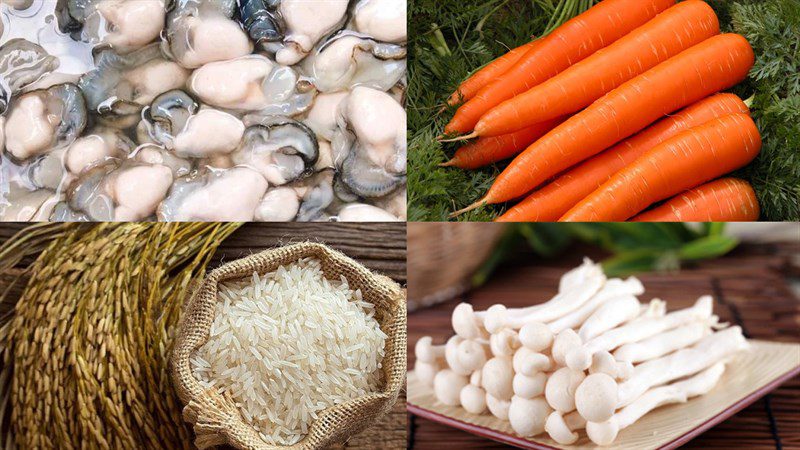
<box><xmin>678</xmin><ymin>235</ymin><xmax>739</xmax><ymax>261</ymax></box>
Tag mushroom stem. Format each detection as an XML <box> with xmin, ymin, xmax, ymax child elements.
<box><xmin>512</xmin><ymin>347</ymin><xmax>552</xmax><ymax>376</ymax></box>
<box><xmin>483</xmin><ymin>259</ymin><xmax>605</xmax><ymax>333</ymax></box>
<box><xmin>415</xmin><ymin>336</ymin><xmax>446</xmax><ymax>363</ymax></box>
<box><xmin>545</xmin><ymin>411</ymin><xmax>586</xmax><ymax>445</ymax></box>
<box><xmin>576</xmin><ymin>295</ymin><xmax>641</xmax><ymax>343</ymax></box>
<box><xmin>586</xmin><ymin>363</ymin><xmax>726</xmax><ymax>446</ymax></box>
<box><xmin>490</xmin><ymin>328</ymin><xmax>521</xmax><ymax>356</ymax></box>
<box><xmin>567</xmin><ymin>296</ymin><xmax>715</xmax><ymax>371</ymax></box>
<box><xmin>614</xmin><ymin>319</ymin><xmax>715</xmax><ymax>363</ymax></box>
<box><xmin>547</xmin><ymin>277</ymin><xmax>644</xmax><ymax>334</ymax></box>
<box><xmin>451</xmin><ymin>303</ymin><xmax>489</xmax><ymax>339</ymax></box>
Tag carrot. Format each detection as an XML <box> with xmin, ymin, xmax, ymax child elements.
<box><xmin>443</xmin><ymin>0</ymin><xmax>676</xmax><ymax>135</ymax></box>
<box><xmin>560</xmin><ymin>113</ymin><xmax>761</xmax><ymax>222</ymax></box>
<box><xmin>447</xmin><ymin>40</ymin><xmax>540</xmax><ymax>106</ymax></box>
<box><xmin>496</xmin><ymin>93</ymin><xmax>749</xmax><ymax>222</ymax></box>
<box><xmin>632</xmin><ymin>178</ymin><xmax>759</xmax><ymax>222</ymax></box>
<box><xmin>452</xmin><ymin>33</ymin><xmax>755</xmax><ymax>217</ymax></box>
<box><xmin>476</xmin><ymin>1</ymin><xmax>720</xmax><ymax>137</ymax></box>
<box><xmin>441</xmin><ymin>116</ymin><xmax>565</xmax><ymax>169</ymax></box>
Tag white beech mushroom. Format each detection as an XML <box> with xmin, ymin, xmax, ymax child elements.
<box><xmin>518</xmin><ymin>322</ymin><xmax>553</xmax><ymax>352</ymax></box>
<box><xmin>414</xmin><ymin>360</ymin><xmax>442</xmax><ymax>388</ymax></box>
<box><xmin>512</xmin><ymin>347</ymin><xmax>552</xmax><ymax>377</ymax></box>
<box><xmin>544</xmin><ymin>367</ymin><xmax>586</xmax><ymax>413</ymax></box>
<box><xmin>483</xmin><ymin>260</ymin><xmax>605</xmax><ymax>333</ymax></box>
<box><xmin>576</xmin><ymin>295</ymin><xmax>641</xmax><ymax>343</ymax></box>
<box><xmin>509</xmin><ymin>396</ymin><xmax>552</xmax><ymax>437</ymax></box>
<box><xmin>575</xmin><ymin>326</ymin><xmax>747</xmax><ymax>422</ymax></box>
<box><xmin>451</xmin><ymin>303</ymin><xmax>488</xmax><ymax>340</ymax></box>
<box><xmin>589</xmin><ymin>351</ymin><xmax>633</xmax><ymax>380</ymax></box>
<box><xmin>444</xmin><ymin>335</ymin><xmax>473</xmax><ymax>376</ymax></box>
<box><xmin>490</xmin><ymin>328</ymin><xmax>521</xmax><ymax>356</ymax></box>
<box><xmin>460</xmin><ymin>371</ymin><xmax>487</xmax><ymax>415</ymax></box>
<box><xmin>574</xmin><ymin>373</ymin><xmax>619</xmax><ymax>422</ymax></box>
<box><xmin>551</xmin><ymin>329</ymin><xmax>582</xmax><ymax>366</ymax></box>
<box><xmin>547</xmin><ymin>277</ymin><xmax>644</xmax><ymax>334</ymax></box>
<box><xmin>566</xmin><ymin>296</ymin><xmax>714</xmax><ymax>371</ymax></box>
<box><xmin>415</xmin><ymin>336</ymin><xmax>446</xmax><ymax>363</ymax></box>
<box><xmin>456</xmin><ymin>339</ymin><xmax>490</xmax><ymax>373</ymax></box>
<box><xmin>614</xmin><ymin>320</ymin><xmax>714</xmax><ymax>363</ymax></box>
<box><xmin>486</xmin><ymin>393</ymin><xmax>511</xmax><ymax>421</ymax></box>
<box><xmin>586</xmin><ymin>363</ymin><xmax>726</xmax><ymax>446</ymax></box>
<box><xmin>481</xmin><ymin>356</ymin><xmax>514</xmax><ymax>401</ymax></box>
<box><xmin>545</xmin><ymin>411</ymin><xmax>586</xmax><ymax>445</ymax></box>
<box><xmin>433</xmin><ymin>369</ymin><xmax>469</xmax><ymax>406</ymax></box>
<box><xmin>513</xmin><ymin>372</ymin><xmax>548</xmax><ymax>399</ymax></box>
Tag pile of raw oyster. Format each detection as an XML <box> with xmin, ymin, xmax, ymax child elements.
<box><xmin>0</xmin><ymin>0</ymin><xmax>406</xmax><ymax>221</ymax></box>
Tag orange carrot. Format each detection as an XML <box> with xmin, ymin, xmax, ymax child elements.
<box><xmin>443</xmin><ymin>0</ymin><xmax>676</xmax><ymax>135</ymax></box>
<box><xmin>452</xmin><ymin>33</ymin><xmax>755</xmax><ymax>217</ymax></box>
<box><xmin>632</xmin><ymin>178</ymin><xmax>759</xmax><ymax>221</ymax></box>
<box><xmin>442</xmin><ymin>116</ymin><xmax>565</xmax><ymax>169</ymax></box>
<box><xmin>560</xmin><ymin>113</ymin><xmax>761</xmax><ymax>222</ymax></box>
<box><xmin>476</xmin><ymin>1</ymin><xmax>720</xmax><ymax>137</ymax></box>
<box><xmin>496</xmin><ymin>93</ymin><xmax>749</xmax><ymax>222</ymax></box>
<box><xmin>447</xmin><ymin>40</ymin><xmax>540</xmax><ymax>106</ymax></box>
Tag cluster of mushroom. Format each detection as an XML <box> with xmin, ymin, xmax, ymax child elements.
<box><xmin>413</xmin><ymin>259</ymin><xmax>748</xmax><ymax>446</ymax></box>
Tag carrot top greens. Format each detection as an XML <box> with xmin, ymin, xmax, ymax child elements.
<box><xmin>408</xmin><ymin>0</ymin><xmax>800</xmax><ymax>221</ymax></box>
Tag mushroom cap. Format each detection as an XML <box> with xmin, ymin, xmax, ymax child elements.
<box><xmin>470</xmin><ymin>369</ymin><xmax>482</xmax><ymax>387</ymax></box>
<box><xmin>545</xmin><ymin>412</ymin><xmax>579</xmax><ymax>445</ymax></box>
<box><xmin>575</xmin><ymin>373</ymin><xmax>619</xmax><ymax>423</ymax></box>
<box><xmin>414</xmin><ymin>360</ymin><xmax>441</xmax><ymax>388</ymax></box>
<box><xmin>513</xmin><ymin>348</ymin><xmax>552</xmax><ymax>376</ymax></box>
<box><xmin>457</xmin><ymin>339</ymin><xmax>488</xmax><ymax>372</ymax></box>
<box><xmin>552</xmin><ymin>329</ymin><xmax>583</xmax><ymax>366</ymax></box>
<box><xmin>512</xmin><ymin>372</ymin><xmax>547</xmax><ymax>399</ymax></box>
<box><xmin>481</xmin><ymin>356</ymin><xmax>514</xmax><ymax>401</ymax></box>
<box><xmin>484</xmin><ymin>304</ymin><xmax>508</xmax><ymax>334</ymax></box>
<box><xmin>586</xmin><ymin>419</ymin><xmax>620</xmax><ymax>446</ymax></box>
<box><xmin>490</xmin><ymin>328</ymin><xmax>519</xmax><ymax>356</ymax></box>
<box><xmin>590</xmin><ymin>351</ymin><xmax>634</xmax><ymax>380</ymax></box>
<box><xmin>433</xmin><ymin>369</ymin><xmax>469</xmax><ymax>406</ymax></box>
<box><xmin>445</xmin><ymin>335</ymin><xmax>472</xmax><ymax>376</ymax></box>
<box><xmin>565</xmin><ymin>346</ymin><xmax>593</xmax><ymax>371</ymax></box>
<box><xmin>486</xmin><ymin>393</ymin><xmax>511</xmax><ymax>421</ymax></box>
<box><xmin>508</xmin><ymin>396</ymin><xmax>552</xmax><ymax>437</ymax></box>
<box><xmin>519</xmin><ymin>322</ymin><xmax>553</xmax><ymax>352</ymax></box>
<box><xmin>415</xmin><ymin>336</ymin><xmax>438</xmax><ymax>363</ymax></box>
<box><xmin>460</xmin><ymin>384</ymin><xmax>488</xmax><ymax>415</ymax></box>
<box><xmin>545</xmin><ymin>367</ymin><xmax>586</xmax><ymax>413</ymax></box>
<box><xmin>452</xmin><ymin>303</ymin><xmax>484</xmax><ymax>339</ymax></box>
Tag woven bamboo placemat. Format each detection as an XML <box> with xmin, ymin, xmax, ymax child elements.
<box><xmin>408</xmin><ymin>241</ymin><xmax>800</xmax><ymax>449</ymax></box>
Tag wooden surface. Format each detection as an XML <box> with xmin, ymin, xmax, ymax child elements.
<box><xmin>0</xmin><ymin>222</ymin><xmax>407</xmax><ymax>450</ymax></box>
<box><xmin>408</xmin><ymin>242</ymin><xmax>800</xmax><ymax>450</ymax></box>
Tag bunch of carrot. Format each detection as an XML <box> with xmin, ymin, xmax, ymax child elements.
<box><xmin>442</xmin><ymin>0</ymin><xmax>762</xmax><ymax>222</ymax></box>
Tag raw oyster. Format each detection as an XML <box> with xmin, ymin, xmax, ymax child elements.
<box><xmin>239</xmin><ymin>0</ymin><xmax>283</xmax><ymax>46</ymax></box>
<box><xmin>231</xmin><ymin>116</ymin><xmax>317</xmax><ymax>185</ymax></box>
<box><xmin>3</xmin><ymin>83</ymin><xmax>87</xmax><ymax>161</ymax></box>
<box><xmin>64</xmin><ymin>159</ymin><xmax>174</xmax><ymax>220</ymax></box>
<box><xmin>158</xmin><ymin>166</ymin><xmax>268</xmax><ymax>221</ymax></box>
<box><xmin>78</xmin><ymin>44</ymin><xmax>190</xmax><ymax>128</ymax></box>
<box><xmin>336</xmin><ymin>203</ymin><xmax>399</xmax><ymax>221</ymax></box>
<box><xmin>254</xmin><ymin>186</ymin><xmax>298</xmax><ymax>221</ymax></box>
<box><xmin>332</xmin><ymin>86</ymin><xmax>405</xmax><ymax>199</ymax></box>
<box><xmin>0</xmin><ymin>183</ymin><xmax>60</xmax><ymax>221</ymax></box>
<box><xmin>353</xmin><ymin>0</ymin><xmax>406</xmax><ymax>43</ymax></box>
<box><xmin>304</xmin><ymin>31</ymin><xmax>406</xmax><ymax>93</ymax></box>
<box><xmin>0</xmin><ymin>39</ymin><xmax>60</xmax><ymax>114</ymax></box>
<box><xmin>163</xmin><ymin>0</ymin><xmax>253</xmax><ymax>69</ymax></box>
<box><xmin>142</xmin><ymin>90</ymin><xmax>245</xmax><ymax>158</ymax></box>
<box><xmin>302</xmin><ymin>91</ymin><xmax>347</xmax><ymax>141</ymax></box>
<box><xmin>294</xmin><ymin>168</ymin><xmax>333</xmax><ymax>221</ymax></box>
<box><xmin>64</xmin><ymin>126</ymin><xmax>135</xmax><ymax>174</ymax></box>
<box><xmin>57</xmin><ymin>0</ymin><xmax>166</xmax><ymax>53</ymax></box>
<box><xmin>189</xmin><ymin>54</ymin><xmax>314</xmax><ymax>115</ymax></box>
<box><xmin>131</xmin><ymin>143</ymin><xmax>193</xmax><ymax>177</ymax></box>
<box><xmin>263</xmin><ymin>0</ymin><xmax>349</xmax><ymax>66</ymax></box>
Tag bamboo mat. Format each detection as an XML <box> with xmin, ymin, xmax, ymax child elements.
<box><xmin>0</xmin><ymin>223</ymin><xmax>407</xmax><ymax>450</ymax></box>
<box><xmin>408</xmin><ymin>241</ymin><xmax>800</xmax><ymax>450</ymax></box>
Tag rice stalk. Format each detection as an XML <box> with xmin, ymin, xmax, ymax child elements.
<box><xmin>0</xmin><ymin>222</ymin><xmax>241</xmax><ymax>449</ymax></box>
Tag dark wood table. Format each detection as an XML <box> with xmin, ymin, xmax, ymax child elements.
<box><xmin>0</xmin><ymin>222</ymin><xmax>407</xmax><ymax>450</ymax></box>
<box><xmin>408</xmin><ymin>242</ymin><xmax>800</xmax><ymax>450</ymax></box>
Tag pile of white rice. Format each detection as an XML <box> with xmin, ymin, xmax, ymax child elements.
<box><xmin>190</xmin><ymin>257</ymin><xmax>387</xmax><ymax>445</ymax></box>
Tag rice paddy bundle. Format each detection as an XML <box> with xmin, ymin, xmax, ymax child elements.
<box><xmin>0</xmin><ymin>223</ymin><xmax>241</xmax><ymax>449</ymax></box>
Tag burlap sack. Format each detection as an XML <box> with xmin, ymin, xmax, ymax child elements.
<box><xmin>171</xmin><ymin>242</ymin><xmax>407</xmax><ymax>450</ymax></box>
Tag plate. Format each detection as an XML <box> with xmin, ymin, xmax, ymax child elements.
<box><xmin>407</xmin><ymin>340</ymin><xmax>800</xmax><ymax>450</ymax></box>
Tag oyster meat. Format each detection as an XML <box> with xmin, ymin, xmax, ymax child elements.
<box><xmin>0</xmin><ymin>39</ymin><xmax>60</xmax><ymax>114</ymax></box>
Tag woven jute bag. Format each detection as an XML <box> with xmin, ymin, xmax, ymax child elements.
<box><xmin>171</xmin><ymin>242</ymin><xmax>407</xmax><ymax>450</ymax></box>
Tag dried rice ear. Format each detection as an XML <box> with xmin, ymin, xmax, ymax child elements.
<box><xmin>171</xmin><ymin>241</ymin><xmax>406</xmax><ymax>450</ymax></box>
